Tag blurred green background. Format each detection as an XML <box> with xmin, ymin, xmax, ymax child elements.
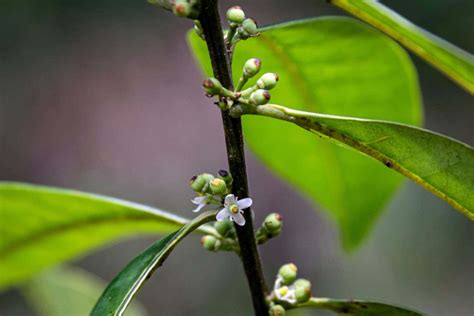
<box><xmin>0</xmin><ymin>0</ymin><xmax>473</xmax><ymax>315</ymax></box>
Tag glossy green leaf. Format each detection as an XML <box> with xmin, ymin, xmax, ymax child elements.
<box><xmin>189</xmin><ymin>17</ymin><xmax>423</xmax><ymax>249</ymax></box>
<box><xmin>23</xmin><ymin>266</ymin><xmax>147</xmax><ymax>316</ymax></box>
<box><xmin>294</xmin><ymin>297</ymin><xmax>423</xmax><ymax>315</ymax></box>
<box><xmin>91</xmin><ymin>211</ymin><xmax>217</xmax><ymax>316</ymax></box>
<box><xmin>246</xmin><ymin>103</ymin><xmax>474</xmax><ymax>218</ymax></box>
<box><xmin>330</xmin><ymin>0</ymin><xmax>474</xmax><ymax>93</ymax></box>
<box><xmin>0</xmin><ymin>182</ymin><xmax>214</xmax><ymax>290</ymax></box>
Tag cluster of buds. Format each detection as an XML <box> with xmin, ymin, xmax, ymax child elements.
<box><xmin>225</xmin><ymin>6</ymin><xmax>259</xmax><ymax>46</ymax></box>
<box><xmin>190</xmin><ymin>170</ymin><xmax>232</xmax><ymax>200</ymax></box>
<box><xmin>256</xmin><ymin>213</ymin><xmax>283</xmax><ymax>244</ymax></box>
<box><xmin>200</xmin><ymin>219</ymin><xmax>239</xmax><ymax>253</ymax></box>
<box><xmin>268</xmin><ymin>263</ymin><xmax>312</xmax><ymax>314</ymax></box>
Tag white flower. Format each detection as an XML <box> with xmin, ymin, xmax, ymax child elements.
<box><xmin>216</xmin><ymin>194</ymin><xmax>252</xmax><ymax>226</ymax></box>
<box><xmin>273</xmin><ymin>276</ymin><xmax>296</xmax><ymax>304</ymax></box>
<box><xmin>191</xmin><ymin>196</ymin><xmax>210</xmax><ymax>213</ymax></box>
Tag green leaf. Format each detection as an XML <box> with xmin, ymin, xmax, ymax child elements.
<box><xmin>330</xmin><ymin>0</ymin><xmax>474</xmax><ymax>93</ymax></box>
<box><xmin>247</xmin><ymin>103</ymin><xmax>474</xmax><ymax>218</ymax></box>
<box><xmin>188</xmin><ymin>17</ymin><xmax>423</xmax><ymax>249</ymax></box>
<box><xmin>23</xmin><ymin>266</ymin><xmax>147</xmax><ymax>316</ymax></box>
<box><xmin>91</xmin><ymin>211</ymin><xmax>217</xmax><ymax>316</ymax></box>
<box><xmin>294</xmin><ymin>297</ymin><xmax>423</xmax><ymax>315</ymax></box>
<box><xmin>0</xmin><ymin>182</ymin><xmax>214</xmax><ymax>290</ymax></box>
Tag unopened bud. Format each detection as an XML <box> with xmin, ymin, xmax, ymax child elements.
<box><xmin>242</xmin><ymin>18</ymin><xmax>258</xmax><ymax>35</ymax></box>
<box><xmin>226</xmin><ymin>6</ymin><xmax>245</xmax><ymax>24</ymax></box>
<box><xmin>218</xmin><ymin>169</ymin><xmax>233</xmax><ymax>185</ymax></box>
<box><xmin>210</xmin><ymin>178</ymin><xmax>227</xmax><ymax>195</ymax></box>
<box><xmin>278</xmin><ymin>263</ymin><xmax>298</xmax><ymax>285</ymax></box>
<box><xmin>250</xmin><ymin>89</ymin><xmax>271</xmax><ymax>105</ymax></box>
<box><xmin>190</xmin><ymin>173</ymin><xmax>214</xmax><ymax>192</ymax></box>
<box><xmin>214</xmin><ymin>219</ymin><xmax>233</xmax><ymax>236</ymax></box>
<box><xmin>243</xmin><ymin>58</ymin><xmax>261</xmax><ymax>78</ymax></box>
<box><xmin>194</xmin><ymin>20</ymin><xmax>204</xmax><ymax>38</ymax></box>
<box><xmin>173</xmin><ymin>1</ymin><xmax>191</xmax><ymax>17</ymax></box>
<box><xmin>294</xmin><ymin>278</ymin><xmax>312</xmax><ymax>303</ymax></box>
<box><xmin>201</xmin><ymin>235</ymin><xmax>220</xmax><ymax>251</ymax></box>
<box><xmin>263</xmin><ymin>213</ymin><xmax>283</xmax><ymax>234</ymax></box>
<box><xmin>203</xmin><ymin>78</ymin><xmax>222</xmax><ymax>96</ymax></box>
<box><xmin>269</xmin><ymin>304</ymin><xmax>286</xmax><ymax>316</ymax></box>
<box><xmin>257</xmin><ymin>73</ymin><xmax>279</xmax><ymax>90</ymax></box>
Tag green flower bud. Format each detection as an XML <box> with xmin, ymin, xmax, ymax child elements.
<box><xmin>264</xmin><ymin>213</ymin><xmax>283</xmax><ymax>234</ymax></box>
<box><xmin>269</xmin><ymin>304</ymin><xmax>286</xmax><ymax>316</ymax></box>
<box><xmin>294</xmin><ymin>278</ymin><xmax>312</xmax><ymax>303</ymax></box>
<box><xmin>210</xmin><ymin>178</ymin><xmax>227</xmax><ymax>195</ymax></box>
<box><xmin>242</xmin><ymin>18</ymin><xmax>258</xmax><ymax>35</ymax></box>
<box><xmin>218</xmin><ymin>169</ymin><xmax>233</xmax><ymax>185</ymax></box>
<box><xmin>250</xmin><ymin>89</ymin><xmax>271</xmax><ymax>105</ymax></box>
<box><xmin>243</xmin><ymin>58</ymin><xmax>261</xmax><ymax>78</ymax></box>
<box><xmin>278</xmin><ymin>263</ymin><xmax>298</xmax><ymax>285</ymax></box>
<box><xmin>214</xmin><ymin>218</ymin><xmax>233</xmax><ymax>236</ymax></box>
<box><xmin>203</xmin><ymin>78</ymin><xmax>223</xmax><ymax>96</ymax></box>
<box><xmin>194</xmin><ymin>20</ymin><xmax>204</xmax><ymax>39</ymax></box>
<box><xmin>226</xmin><ymin>6</ymin><xmax>246</xmax><ymax>24</ymax></box>
<box><xmin>257</xmin><ymin>73</ymin><xmax>279</xmax><ymax>90</ymax></box>
<box><xmin>190</xmin><ymin>173</ymin><xmax>214</xmax><ymax>192</ymax></box>
<box><xmin>201</xmin><ymin>235</ymin><xmax>220</xmax><ymax>251</ymax></box>
<box><xmin>172</xmin><ymin>1</ymin><xmax>191</xmax><ymax>17</ymax></box>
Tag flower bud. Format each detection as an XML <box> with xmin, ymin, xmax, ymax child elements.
<box><xmin>294</xmin><ymin>278</ymin><xmax>312</xmax><ymax>303</ymax></box>
<box><xmin>190</xmin><ymin>173</ymin><xmax>214</xmax><ymax>192</ymax></box>
<box><xmin>194</xmin><ymin>20</ymin><xmax>204</xmax><ymax>39</ymax></box>
<box><xmin>263</xmin><ymin>213</ymin><xmax>283</xmax><ymax>234</ymax></box>
<box><xmin>203</xmin><ymin>78</ymin><xmax>223</xmax><ymax>96</ymax></box>
<box><xmin>278</xmin><ymin>263</ymin><xmax>298</xmax><ymax>285</ymax></box>
<box><xmin>269</xmin><ymin>304</ymin><xmax>286</xmax><ymax>316</ymax></box>
<box><xmin>243</xmin><ymin>58</ymin><xmax>261</xmax><ymax>78</ymax></box>
<box><xmin>218</xmin><ymin>169</ymin><xmax>233</xmax><ymax>185</ymax></box>
<box><xmin>226</xmin><ymin>6</ymin><xmax>245</xmax><ymax>24</ymax></box>
<box><xmin>250</xmin><ymin>89</ymin><xmax>271</xmax><ymax>105</ymax></box>
<box><xmin>201</xmin><ymin>235</ymin><xmax>220</xmax><ymax>251</ymax></box>
<box><xmin>257</xmin><ymin>73</ymin><xmax>279</xmax><ymax>90</ymax></box>
<box><xmin>172</xmin><ymin>1</ymin><xmax>191</xmax><ymax>17</ymax></box>
<box><xmin>214</xmin><ymin>218</ymin><xmax>233</xmax><ymax>236</ymax></box>
<box><xmin>210</xmin><ymin>178</ymin><xmax>227</xmax><ymax>195</ymax></box>
<box><xmin>242</xmin><ymin>18</ymin><xmax>258</xmax><ymax>35</ymax></box>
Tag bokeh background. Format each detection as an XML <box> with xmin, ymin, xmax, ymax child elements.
<box><xmin>1</xmin><ymin>0</ymin><xmax>473</xmax><ymax>315</ymax></box>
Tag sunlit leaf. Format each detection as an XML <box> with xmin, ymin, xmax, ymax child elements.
<box><xmin>0</xmin><ymin>182</ymin><xmax>214</xmax><ymax>290</ymax></box>
<box><xmin>91</xmin><ymin>211</ymin><xmax>217</xmax><ymax>316</ymax></box>
<box><xmin>189</xmin><ymin>17</ymin><xmax>423</xmax><ymax>249</ymax></box>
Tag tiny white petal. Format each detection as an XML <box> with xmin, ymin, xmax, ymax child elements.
<box><xmin>232</xmin><ymin>212</ymin><xmax>246</xmax><ymax>226</ymax></box>
<box><xmin>192</xmin><ymin>203</ymin><xmax>206</xmax><ymax>213</ymax></box>
<box><xmin>237</xmin><ymin>198</ymin><xmax>252</xmax><ymax>209</ymax></box>
<box><xmin>224</xmin><ymin>194</ymin><xmax>236</xmax><ymax>205</ymax></box>
<box><xmin>192</xmin><ymin>196</ymin><xmax>208</xmax><ymax>205</ymax></box>
<box><xmin>216</xmin><ymin>208</ymin><xmax>230</xmax><ymax>221</ymax></box>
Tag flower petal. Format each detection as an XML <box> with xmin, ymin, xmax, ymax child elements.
<box><xmin>237</xmin><ymin>198</ymin><xmax>252</xmax><ymax>209</ymax></box>
<box><xmin>192</xmin><ymin>203</ymin><xmax>206</xmax><ymax>213</ymax></box>
<box><xmin>224</xmin><ymin>194</ymin><xmax>235</xmax><ymax>205</ymax></box>
<box><xmin>191</xmin><ymin>196</ymin><xmax>208</xmax><ymax>205</ymax></box>
<box><xmin>216</xmin><ymin>208</ymin><xmax>230</xmax><ymax>221</ymax></box>
<box><xmin>232</xmin><ymin>211</ymin><xmax>246</xmax><ymax>226</ymax></box>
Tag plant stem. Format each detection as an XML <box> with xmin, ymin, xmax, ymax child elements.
<box><xmin>198</xmin><ymin>1</ymin><xmax>269</xmax><ymax>315</ymax></box>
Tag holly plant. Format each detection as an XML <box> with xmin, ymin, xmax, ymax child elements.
<box><xmin>1</xmin><ymin>1</ymin><xmax>473</xmax><ymax>315</ymax></box>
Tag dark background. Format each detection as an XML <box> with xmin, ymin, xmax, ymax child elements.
<box><xmin>1</xmin><ymin>0</ymin><xmax>473</xmax><ymax>315</ymax></box>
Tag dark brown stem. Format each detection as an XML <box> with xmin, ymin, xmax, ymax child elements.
<box><xmin>198</xmin><ymin>1</ymin><xmax>269</xmax><ymax>315</ymax></box>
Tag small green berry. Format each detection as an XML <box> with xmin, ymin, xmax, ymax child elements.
<box><xmin>263</xmin><ymin>213</ymin><xmax>283</xmax><ymax>234</ymax></box>
<box><xmin>203</xmin><ymin>78</ymin><xmax>222</xmax><ymax>96</ymax></box>
<box><xmin>243</xmin><ymin>58</ymin><xmax>261</xmax><ymax>78</ymax></box>
<box><xmin>269</xmin><ymin>304</ymin><xmax>286</xmax><ymax>316</ymax></box>
<box><xmin>278</xmin><ymin>263</ymin><xmax>298</xmax><ymax>284</ymax></box>
<box><xmin>214</xmin><ymin>219</ymin><xmax>233</xmax><ymax>236</ymax></box>
<box><xmin>210</xmin><ymin>178</ymin><xmax>227</xmax><ymax>195</ymax></box>
<box><xmin>201</xmin><ymin>235</ymin><xmax>220</xmax><ymax>251</ymax></box>
<box><xmin>294</xmin><ymin>278</ymin><xmax>312</xmax><ymax>303</ymax></box>
<box><xmin>218</xmin><ymin>169</ymin><xmax>233</xmax><ymax>185</ymax></box>
<box><xmin>172</xmin><ymin>1</ymin><xmax>191</xmax><ymax>17</ymax></box>
<box><xmin>242</xmin><ymin>18</ymin><xmax>258</xmax><ymax>35</ymax></box>
<box><xmin>250</xmin><ymin>89</ymin><xmax>271</xmax><ymax>105</ymax></box>
<box><xmin>226</xmin><ymin>6</ymin><xmax>246</xmax><ymax>24</ymax></box>
<box><xmin>257</xmin><ymin>73</ymin><xmax>279</xmax><ymax>90</ymax></box>
<box><xmin>190</xmin><ymin>173</ymin><xmax>214</xmax><ymax>192</ymax></box>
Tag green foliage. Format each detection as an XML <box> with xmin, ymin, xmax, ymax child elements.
<box><xmin>189</xmin><ymin>17</ymin><xmax>422</xmax><ymax>249</ymax></box>
<box><xmin>0</xmin><ymin>182</ymin><xmax>214</xmax><ymax>290</ymax></box>
<box><xmin>249</xmin><ymin>104</ymin><xmax>474</xmax><ymax>217</ymax></box>
<box><xmin>331</xmin><ymin>0</ymin><xmax>474</xmax><ymax>93</ymax></box>
<box><xmin>91</xmin><ymin>211</ymin><xmax>217</xmax><ymax>316</ymax></box>
<box><xmin>295</xmin><ymin>297</ymin><xmax>423</xmax><ymax>315</ymax></box>
<box><xmin>23</xmin><ymin>266</ymin><xmax>147</xmax><ymax>316</ymax></box>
